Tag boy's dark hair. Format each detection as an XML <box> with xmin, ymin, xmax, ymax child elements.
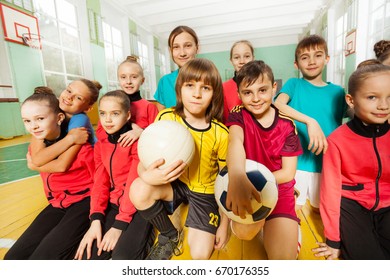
<box><xmin>99</xmin><ymin>90</ymin><xmax>130</xmax><ymax>112</ymax></box>
<box><xmin>295</xmin><ymin>34</ymin><xmax>328</xmax><ymax>62</ymax></box>
<box><xmin>348</xmin><ymin>63</ymin><xmax>390</xmax><ymax>96</ymax></box>
<box><xmin>175</xmin><ymin>58</ymin><xmax>224</xmax><ymax>123</ymax></box>
<box><xmin>235</xmin><ymin>60</ymin><xmax>275</xmax><ymax>89</ymax></box>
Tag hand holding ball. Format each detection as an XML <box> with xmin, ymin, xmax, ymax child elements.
<box><xmin>215</xmin><ymin>159</ymin><xmax>278</xmax><ymax>224</ymax></box>
<box><xmin>138</xmin><ymin>120</ymin><xmax>195</xmax><ymax>169</ymax></box>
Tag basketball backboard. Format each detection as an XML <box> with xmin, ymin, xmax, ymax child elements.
<box><xmin>0</xmin><ymin>3</ymin><xmax>40</xmax><ymax>47</ymax></box>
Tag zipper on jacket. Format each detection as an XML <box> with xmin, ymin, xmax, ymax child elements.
<box><xmin>371</xmin><ymin>126</ymin><xmax>382</xmax><ymax>211</ymax></box>
<box><xmin>109</xmin><ymin>143</ymin><xmax>118</xmax><ymax>191</ymax></box>
<box><xmin>46</xmin><ymin>174</ymin><xmax>54</xmax><ymax>201</ymax></box>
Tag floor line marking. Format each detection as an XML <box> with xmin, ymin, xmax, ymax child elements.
<box><xmin>0</xmin><ymin>141</ymin><xmax>29</xmax><ymax>149</ymax></box>
<box><xmin>0</xmin><ymin>159</ymin><xmax>27</xmax><ymax>163</ymax></box>
<box><xmin>0</xmin><ymin>175</ymin><xmax>40</xmax><ymax>187</ymax></box>
<box><xmin>0</xmin><ymin>238</ymin><xmax>16</xmax><ymax>248</ymax></box>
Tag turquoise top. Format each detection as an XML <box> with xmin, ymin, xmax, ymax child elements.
<box><xmin>153</xmin><ymin>69</ymin><xmax>179</xmax><ymax>108</ymax></box>
<box><xmin>277</xmin><ymin>78</ymin><xmax>347</xmax><ymax>172</ymax></box>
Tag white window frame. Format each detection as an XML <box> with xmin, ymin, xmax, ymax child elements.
<box><xmin>32</xmin><ymin>0</ymin><xmax>91</xmax><ymax>94</ymax></box>
<box><xmin>100</xmin><ymin>1</ymin><xmax>128</xmax><ymax>92</ymax></box>
<box><xmin>366</xmin><ymin>0</ymin><xmax>390</xmax><ymax>58</ymax></box>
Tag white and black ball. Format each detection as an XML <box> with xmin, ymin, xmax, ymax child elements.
<box><xmin>215</xmin><ymin>159</ymin><xmax>278</xmax><ymax>224</ymax></box>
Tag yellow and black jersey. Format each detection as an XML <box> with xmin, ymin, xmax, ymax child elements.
<box><xmin>157</xmin><ymin>108</ymin><xmax>229</xmax><ymax>194</ymax></box>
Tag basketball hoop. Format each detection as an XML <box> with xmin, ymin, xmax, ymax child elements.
<box><xmin>22</xmin><ymin>33</ymin><xmax>43</xmax><ymax>50</ymax></box>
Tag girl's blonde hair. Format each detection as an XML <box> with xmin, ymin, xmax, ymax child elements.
<box><xmin>175</xmin><ymin>58</ymin><xmax>224</xmax><ymax>123</ymax></box>
<box><xmin>118</xmin><ymin>55</ymin><xmax>144</xmax><ymax>77</ymax></box>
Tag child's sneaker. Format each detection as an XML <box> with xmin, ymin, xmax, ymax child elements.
<box><xmin>146</xmin><ymin>230</ymin><xmax>183</xmax><ymax>260</ymax></box>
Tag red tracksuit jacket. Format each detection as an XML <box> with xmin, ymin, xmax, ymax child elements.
<box><xmin>320</xmin><ymin>116</ymin><xmax>390</xmax><ymax>247</ymax></box>
<box><xmin>39</xmin><ymin>143</ymin><xmax>94</xmax><ymax>208</ymax></box>
<box><xmin>90</xmin><ymin>124</ymin><xmax>139</xmax><ymax>230</ymax></box>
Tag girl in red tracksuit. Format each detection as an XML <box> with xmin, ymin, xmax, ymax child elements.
<box><xmin>75</xmin><ymin>90</ymin><xmax>153</xmax><ymax>260</ymax></box>
<box><xmin>5</xmin><ymin>90</ymin><xmax>94</xmax><ymax>260</ymax></box>
<box><xmin>95</xmin><ymin>56</ymin><xmax>158</xmax><ymax>146</ymax></box>
<box><xmin>313</xmin><ymin>62</ymin><xmax>390</xmax><ymax>260</ymax></box>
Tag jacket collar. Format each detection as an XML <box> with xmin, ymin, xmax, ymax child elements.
<box><xmin>128</xmin><ymin>91</ymin><xmax>142</xmax><ymax>102</ymax></box>
<box><xmin>44</xmin><ymin>125</ymin><xmax>67</xmax><ymax>147</ymax></box>
<box><xmin>347</xmin><ymin>115</ymin><xmax>389</xmax><ymax>138</ymax></box>
<box><xmin>107</xmin><ymin>123</ymin><xmax>133</xmax><ymax>144</ymax></box>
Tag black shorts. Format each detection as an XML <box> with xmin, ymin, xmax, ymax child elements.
<box><xmin>163</xmin><ymin>180</ymin><xmax>220</xmax><ymax>235</ymax></box>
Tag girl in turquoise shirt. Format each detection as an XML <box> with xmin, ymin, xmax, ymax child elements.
<box><xmin>154</xmin><ymin>26</ymin><xmax>199</xmax><ymax>111</ymax></box>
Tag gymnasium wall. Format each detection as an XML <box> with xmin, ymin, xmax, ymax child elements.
<box><xmin>0</xmin><ymin>0</ymin><xmax>300</xmax><ymax>139</ymax></box>
<box><xmin>0</xmin><ymin>41</ymin><xmax>45</xmax><ymax>138</ymax></box>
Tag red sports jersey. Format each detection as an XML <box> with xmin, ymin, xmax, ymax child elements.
<box><xmin>226</xmin><ymin>105</ymin><xmax>302</xmax><ymax>189</ymax></box>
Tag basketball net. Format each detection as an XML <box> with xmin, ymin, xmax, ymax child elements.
<box><xmin>22</xmin><ymin>33</ymin><xmax>42</xmax><ymax>50</ymax></box>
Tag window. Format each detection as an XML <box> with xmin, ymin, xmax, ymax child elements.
<box><xmin>132</xmin><ymin>27</ymin><xmax>153</xmax><ymax>100</ymax></box>
<box><xmin>4</xmin><ymin>0</ymin><xmax>33</xmax><ymax>12</ymax></box>
<box><xmin>367</xmin><ymin>0</ymin><xmax>390</xmax><ymax>57</ymax></box>
<box><xmin>33</xmin><ymin>0</ymin><xmax>84</xmax><ymax>95</ymax></box>
<box><xmin>102</xmin><ymin>22</ymin><xmax>123</xmax><ymax>91</ymax></box>
<box><xmin>328</xmin><ymin>0</ymin><xmax>357</xmax><ymax>88</ymax></box>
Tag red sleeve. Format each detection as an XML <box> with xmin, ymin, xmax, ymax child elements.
<box><xmin>90</xmin><ymin>141</ymin><xmax>110</xmax><ymax>218</ymax></box>
<box><xmin>280</xmin><ymin>122</ymin><xmax>303</xmax><ymax>156</ymax></box>
<box><xmin>115</xmin><ymin>143</ymin><xmax>139</xmax><ymax>224</ymax></box>
<box><xmin>320</xmin><ymin>136</ymin><xmax>343</xmax><ymax>248</ymax></box>
<box><xmin>225</xmin><ymin>110</ymin><xmax>244</xmax><ymax>128</ymax></box>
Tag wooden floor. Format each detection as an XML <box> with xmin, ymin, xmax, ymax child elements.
<box><xmin>0</xmin><ymin>135</ymin><xmax>325</xmax><ymax>260</ymax></box>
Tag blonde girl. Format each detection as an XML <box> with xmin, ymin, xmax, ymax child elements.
<box><xmin>223</xmin><ymin>40</ymin><xmax>255</xmax><ymax>122</ymax></box>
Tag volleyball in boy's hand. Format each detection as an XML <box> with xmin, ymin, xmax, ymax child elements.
<box><xmin>215</xmin><ymin>159</ymin><xmax>278</xmax><ymax>224</ymax></box>
<box><xmin>138</xmin><ymin>120</ymin><xmax>195</xmax><ymax>169</ymax></box>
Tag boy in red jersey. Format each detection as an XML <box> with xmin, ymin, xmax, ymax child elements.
<box><xmin>225</xmin><ymin>60</ymin><xmax>302</xmax><ymax>259</ymax></box>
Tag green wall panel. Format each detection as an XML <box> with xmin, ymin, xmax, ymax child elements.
<box><xmin>2</xmin><ymin>43</ymin><xmax>44</xmax><ymax>138</ymax></box>
<box><xmin>344</xmin><ymin>53</ymin><xmax>356</xmax><ymax>93</ymax></box>
<box><xmin>8</xmin><ymin>43</ymin><xmax>45</xmax><ymax>102</ymax></box>
<box><xmin>86</xmin><ymin>0</ymin><xmax>101</xmax><ymax>14</ymax></box>
<box><xmin>0</xmin><ymin>103</ymin><xmax>25</xmax><ymax>138</ymax></box>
